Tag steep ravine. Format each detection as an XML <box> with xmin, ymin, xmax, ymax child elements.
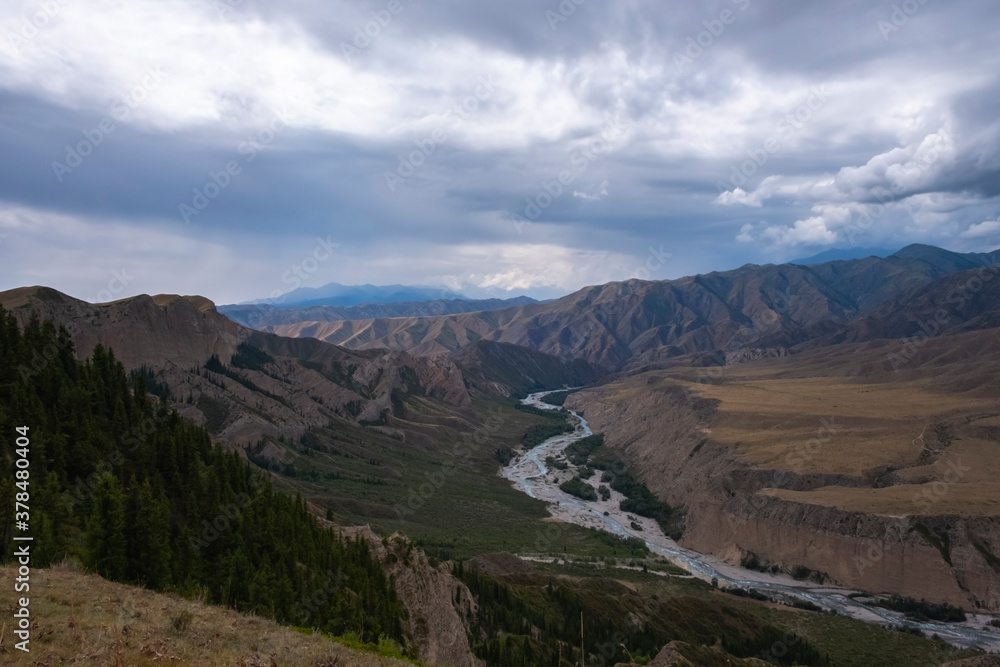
<box><xmin>564</xmin><ymin>380</ymin><xmax>1000</xmax><ymax>613</ymax></box>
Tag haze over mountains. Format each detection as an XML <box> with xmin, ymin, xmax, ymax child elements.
<box><xmin>241</xmin><ymin>282</ymin><xmax>470</xmax><ymax>307</ymax></box>
<box><xmin>219</xmin><ymin>295</ymin><xmax>541</xmax><ymax>330</ymax></box>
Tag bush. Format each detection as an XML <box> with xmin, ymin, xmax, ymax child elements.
<box><xmin>871</xmin><ymin>595</ymin><xmax>966</xmax><ymax>623</ymax></box>
<box><xmin>564</xmin><ymin>434</ymin><xmax>605</xmax><ymax>465</ymax></box>
<box><xmin>560</xmin><ymin>476</ymin><xmax>597</xmax><ymax>501</ymax></box>
<box><xmin>521</xmin><ymin>419</ymin><xmax>573</xmax><ymax>449</ymax></box>
<box><xmin>171</xmin><ymin>610</ymin><xmax>193</xmax><ymax>632</ymax></box>
<box><xmin>495</xmin><ymin>447</ymin><xmax>516</xmax><ymax>466</ymax></box>
<box><xmin>545</xmin><ymin>456</ymin><xmax>568</xmax><ymax>470</ymax></box>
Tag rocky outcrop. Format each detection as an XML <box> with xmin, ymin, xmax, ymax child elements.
<box><xmin>341</xmin><ymin>526</ymin><xmax>483</xmax><ymax>667</ymax></box>
<box><xmin>617</xmin><ymin>640</ymin><xmax>769</xmax><ymax>666</ymax></box>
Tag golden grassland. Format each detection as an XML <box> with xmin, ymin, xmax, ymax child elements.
<box><xmin>0</xmin><ymin>563</ymin><xmax>412</xmax><ymax>667</ymax></box>
<box><xmin>633</xmin><ymin>352</ymin><xmax>1000</xmax><ymax>517</ymax></box>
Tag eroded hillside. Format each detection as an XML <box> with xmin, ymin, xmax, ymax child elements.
<box><xmin>566</xmin><ymin>330</ymin><xmax>1000</xmax><ymax>610</ymax></box>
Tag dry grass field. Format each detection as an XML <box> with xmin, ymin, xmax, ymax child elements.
<box><xmin>0</xmin><ymin>562</ymin><xmax>412</xmax><ymax>666</ymax></box>
<box><xmin>664</xmin><ymin>335</ymin><xmax>1000</xmax><ymax>517</ymax></box>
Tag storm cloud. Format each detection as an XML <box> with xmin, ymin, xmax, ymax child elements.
<box><xmin>1</xmin><ymin>0</ymin><xmax>998</xmax><ymax>303</ymax></box>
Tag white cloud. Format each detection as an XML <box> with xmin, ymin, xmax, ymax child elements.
<box><xmin>735</xmin><ymin>223</ymin><xmax>755</xmax><ymax>243</ymax></box>
<box><xmin>960</xmin><ymin>218</ymin><xmax>1000</xmax><ymax>239</ymax></box>
<box><xmin>716</xmin><ymin>187</ymin><xmax>762</xmax><ymax>207</ymax></box>
<box><xmin>759</xmin><ymin>205</ymin><xmax>849</xmax><ymax>247</ymax></box>
<box><xmin>720</xmin><ymin>126</ymin><xmax>975</xmax><ymax>247</ymax></box>
<box><xmin>573</xmin><ymin>180</ymin><xmax>609</xmax><ymax>201</ymax></box>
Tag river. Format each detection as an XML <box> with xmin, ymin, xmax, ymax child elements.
<box><xmin>501</xmin><ymin>389</ymin><xmax>1000</xmax><ymax>653</ymax></box>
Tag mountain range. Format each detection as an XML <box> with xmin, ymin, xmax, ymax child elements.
<box><xmin>5</xmin><ymin>242</ymin><xmax>1000</xmax><ymax>663</ymax></box>
<box><xmin>260</xmin><ymin>245</ymin><xmax>1000</xmax><ymax>372</ymax></box>
<box><xmin>239</xmin><ymin>282</ymin><xmax>468</xmax><ymax>308</ymax></box>
<box><xmin>219</xmin><ymin>295</ymin><xmax>540</xmax><ymax>329</ymax></box>
<box><xmin>0</xmin><ymin>286</ymin><xmax>597</xmax><ymax>449</ymax></box>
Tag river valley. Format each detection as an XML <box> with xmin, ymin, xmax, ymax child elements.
<box><xmin>501</xmin><ymin>390</ymin><xmax>1000</xmax><ymax>653</ymax></box>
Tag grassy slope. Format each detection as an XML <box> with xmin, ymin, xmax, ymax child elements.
<box><xmin>478</xmin><ymin>557</ymin><xmax>979</xmax><ymax>667</ymax></box>
<box><xmin>664</xmin><ymin>358</ymin><xmax>1000</xmax><ymax>515</ymax></box>
<box><xmin>0</xmin><ymin>564</ymin><xmax>411</xmax><ymax>666</ymax></box>
<box><xmin>268</xmin><ymin>396</ymin><xmax>651</xmax><ymax>561</ymax></box>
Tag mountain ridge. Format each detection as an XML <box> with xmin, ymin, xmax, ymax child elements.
<box><xmin>264</xmin><ymin>245</ymin><xmax>1000</xmax><ymax>372</ymax></box>
<box><xmin>220</xmin><ymin>295</ymin><xmax>540</xmax><ymax>329</ymax></box>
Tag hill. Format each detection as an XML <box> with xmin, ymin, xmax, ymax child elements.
<box><xmin>0</xmin><ymin>286</ymin><xmax>472</xmax><ymax>450</ymax></box>
<box><xmin>789</xmin><ymin>247</ymin><xmax>895</xmax><ymax>265</ymax></box>
<box><xmin>0</xmin><ymin>563</ymin><xmax>413</xmax><ymax>666</ymax></box>
<box><xmin>564</xmin><ymin>323</ymin><xmax>1000</xmax><ymax>611</ymax></box>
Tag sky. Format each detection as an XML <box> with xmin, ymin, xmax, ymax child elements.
<box><xmin>0</xmin><ymin>0</ymin><xmax>998</xmax><ymax>304</ymax></box>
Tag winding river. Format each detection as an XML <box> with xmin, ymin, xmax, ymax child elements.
<box><xmin>501</xmin><ymin>390</ymin><xmax>1000</xmax><ymax>653</ymax></box>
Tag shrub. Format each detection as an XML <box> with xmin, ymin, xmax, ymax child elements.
<box><xmin>560</xmin><ymin>476</ymin><xmax>597</xmax><ymax>501</ymax></box>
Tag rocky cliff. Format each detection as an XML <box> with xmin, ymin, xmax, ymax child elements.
<box><xmin>341</xmin><ymin>525</ymin><xmax>483</xmax><ymax>667</ymax></box>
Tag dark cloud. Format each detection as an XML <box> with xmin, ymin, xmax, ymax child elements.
<box><xmin>0</xmin><ymin>0</ymin><xmax>998</xmax><ymax>300</ymax></box>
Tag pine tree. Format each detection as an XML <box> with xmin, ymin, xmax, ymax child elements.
<box><xmin>86</xmin><ymin>472</ymin><xmax>128</xmax><ymax>580</ymax></box>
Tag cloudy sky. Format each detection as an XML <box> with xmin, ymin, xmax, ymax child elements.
<box><xmin>1</xmin><ymin>0</ymin><xmax>998</xmax><ymax>304</ymax></box>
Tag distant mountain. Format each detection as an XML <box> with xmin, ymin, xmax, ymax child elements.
<box><xmin>220</xmin><ymin>296</ymin><xmax>540</xmax><ymax>329</ymax></box>
<box><xmin>788</xmin><ymin>247</ymin><xmax>894</xmax><ymax>265</ymax></box>
<box><xmin>241</xmin><ymin>282</ymin><xmax>467</xmax><ymax>308</ymax></box>
<box><xmin>266</xmin><ymin>245</ymin><xmax>1000</xmax><ymax>371</ymax></box>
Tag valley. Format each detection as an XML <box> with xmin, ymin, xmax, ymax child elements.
<box><xmin>503</xmin><ymin>390</ymin><xmax>1000</xmax><ymax>653</ymax></box>
<box><xmin>4</xmin><ymin>244</ymin><xmax>1000</xmax><ymax>665</ymax></box>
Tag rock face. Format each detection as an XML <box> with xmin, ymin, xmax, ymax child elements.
<box><xmin>2</xmin><ymin>287</ymin><xmax>242</xmax><ymax>370</ymax></box>
<box><xmin>567</xmin><ymin>373</ymin><xmax>1000</xmax><ymax>610</ymax></box>
<box><xmin>620</xmin><ymin>640</ymin><xmax>769</xmax><ymax>666</ymax></box>
<box><xmin>342</xmin><ymin>526</ymin><xmax>483</xmax><ymax>667</ymax></box>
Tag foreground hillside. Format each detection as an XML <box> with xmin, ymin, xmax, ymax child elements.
<box><xmin>2</xmin><ymin>556</ymin><xmax>980</xmax><ymax>667</ymax></box>
<box><xmin>0</xmin><ymin>308</ymin><xmax>417</xmax><ymax>651</ymax></box>
<box><xmin>0</xmin><ymin>563</ymin><xmax>412</xmax><ymax>666</ymax></box>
